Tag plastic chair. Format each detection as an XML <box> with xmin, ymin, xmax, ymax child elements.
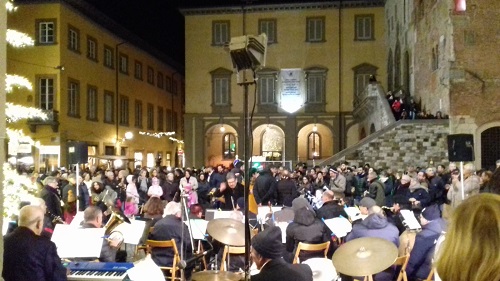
<box><xmin>146</xmin><ymin>239</ymin><xmax>181</xmax><ymax>280</ymax></box>
<box><xmin>292</xmin><ymin>241</ymin><xmax>330</xmax><ymax>264</ymax></box>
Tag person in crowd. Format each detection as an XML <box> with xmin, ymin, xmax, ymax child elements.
<box><xmin>416</xmin><ymin>170</ymin><xmax>429</xmax><ymax>189</ymax></box>
<box><xmin>446</xmin><ymin>163</ymin><xmax>480</xmax><ymax>212</ymax></box>
<box><xmin>297</xmin><ymin>175</ymin><xmax>314</xmax><ymax>197</ymax></box>
<box><xmin>183</xmin><ymin>183</ymin><xmax>198</xmax><ymax>208</ymax></box>
<box><xmin>189</xmin><ymin>204</ymin><xmax>204</xmax><ymax>219</ymax></box>
<box><xmin>343</xmin><ymin>166</ymin><xmax>357</xmax><ymax>206</ymax></box>
<box><xmin>426</xmin><ymin>167</ymin><xmax>445</xmax><ymax>204</ymax></box>
<box><xmin>125</xmin><ymin>174</ymin><xmax>140</xmax><ymax>208</ymax></box>
<box><xmin>312</xmin><ymin>171</ymin><xmax>327</xmax><ymax>194</ymax></box>
<box><xmin>3</xmin><ymin>205</ymin><xmax>67</xmax><ymax>281</ymax></box>
<box><xmin>276</xmin><ymin>169</ymin><xmax>298</xmax><ymax>207</ymax></box>
<box><xmin>81</xmin><ymin>206</ymin><xmax>120</xmax><ymax>262</ymax></box>
<box><xmin>230</xmin><ymin>159</ymin><xmax>244</xmax><ymax>183</ymax></box>
<box><xmin>39</xmin><ymin>176</ymin><xmax>63</xmax><ymax>222</ymax></box>
<box><xmin>136</xmin><ymin>168</ymin><xmax>151</xmax><ymax>205</ymax></box>
<box><xmin>285</xmin><ymin>198</ymin><xmax>328</xmax><ymax>263</ymax></box>
<box><xmin>196</xmin><ymin>172</ymin><xmax>210</xmax><ymax>206</ymax></box>
<box><xmin>148</xmin><ymin>176</ymin><xmax>163</xmax><ymax>198</ymax></box>
<box><xmin>436</xmin><ymin>193</ymin><xmax>500</xmax><ymax>281</ymax></box>
<box><xmin>406</xmin><ymin>204</ymin><xmax>446</xmax><ymax>281</ymax></box>
<box><xmin>478</xmin><ymin>170</ymin><xmax>493</xmax><ymax>193</ymax></box>
<box><xmin>161</xmin><ymin>172</ymin><xmax>179</xmax><ymax>202</ymax></box>
<box><xmin>251</xmin><ymin>226</ymin><xmax>313</xmax><ymax>281</ymax></box>
<box><xmin>253</xmin><ymin>166</ymin><xmax>277</xmax><ymax>206</ymax></box>
<box><xmin>248</xmin><ymin>167</ymin><xmax>259</xmax><ymax>215</ymax></box>
<box><xmin>329</xmin><ymin>168</ymin><xmax>346</xmax><ymax>196</ymax></box>
<box><xmin>484</xmin><ymin>168</ymin><xmax>500</xmax><ymax>194</ymax></box>
<box><xmin>394</xmin><ymin>174</ymin><xmax>411</xmax><ymax>198</ymax></box>
<box><xmin>62</xmin><ymin>173</ymin><xmax>77</xmax><ymax>223</ymax></box>
<box><xmin>364</xmin><ymin>171</ymin><xmax>386</xmax><ymax>207</ymax></box>
<box><xmin>150</xmin><ymin>202</ymin><xmax>193</xmax><ymax>279</ymax></box>
<box><xmin>142</xmin><ymin>197</ymin><xmax>165</xmax><ymax>225</ymax></box>
<box><xmin>384</xmin><ymin>194</ymin><xmax>412</xmax><ymax>235</ymax></box>
<box><xmin>179</xmin><ymin>169</ymin><xmax>198</xmax><ymax>192</ymax></box>
<box><xmin>90</xmin><ymin>181</ymin><xmax>104</xmax><ymax>206</ymax></box>
<box><xmin>77</xmin><ymin>175</ymin><xmax>90</xmax><ymax>212</ymax></box>
<box><xmin>409</xmin><ymin>177</ymin><xmax>431</xmax><ymax>210</ymax></box>
<box><xmin>355</xmin><ymin>167</ymin><xmax>368</xmax><ymax>201</ymax></box>
<box><xmin>212</xmin><ymin>172</ymin><xmax>245</xmax><ymax>210</ymax></box>
<box><xmin>124</xmin><ymin>197</ymin><xmax>138</xmax><ymax>218</ymax></box>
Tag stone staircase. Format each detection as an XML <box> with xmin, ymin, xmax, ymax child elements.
<box><xmin>317</xmin><ymin>119</ymin><xmax>450</xmax><ymax>170</ymax></box>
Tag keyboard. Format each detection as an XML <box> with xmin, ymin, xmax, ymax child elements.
<box><xmin>65</xmin><ymin>262</ymin><xmax>134</xmax><ymax>280</ymax></box>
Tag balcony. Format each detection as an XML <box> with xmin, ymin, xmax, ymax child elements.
<box><xmin>27</xmin><ymin>110</ymin><xmax>60</xmax><ymax>133</ymax></box>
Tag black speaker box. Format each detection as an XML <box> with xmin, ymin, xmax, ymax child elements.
<box><xmin>67</xmin><ymin>142</ymin><xmax>88</xmax><ymax>164</ymax></box>
<box><xmin>447</xmin><ymin>134</ymin><xmax>474</xmax><ymax>162</ymax></box>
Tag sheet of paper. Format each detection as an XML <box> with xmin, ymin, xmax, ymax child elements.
<box><xmin>257</xmin><ymin>206</ymin><xmax>282</xmax><ymax>222</ymax></box>
<box><xmin>275</xmin><ymin>221</ymin><xmax>289</xmax><ymax>243</ymax></box>
<box><xmin>69</xmin><ymin>212</ymin><xmax>84</xmax><ymax>227</ymax></box>
<box><xmin>51</xmin><ymin>224</ymin><xmax>104</xmax><ymax>258</ymax></box>
<box><xmin>184</xmin><ymin>219</ymin><xmax>209</xmax><ymax>240</ymax></box>
<box><xmin>322</xmin><ymin>217</ymin><xmax>352</xmax><ymax>238</ymax></box>
<box><xmin>344</xmin><ymin>206</ymin><xmax>360</xmax><ymax>219</ymax></box>
<box><xmin>400</xmin><ymin>210</ymin><xmax>421</xmax><ymax>230</ymax></box>
<box><xmin>113</xmin><ymin>219</ymin><xmax>146</xmax><ymax>245</ymax></box>
<box><xmin>213</xmin><ymin>210</ymin><xmax>235</xmax><ymax>219</ymax></box>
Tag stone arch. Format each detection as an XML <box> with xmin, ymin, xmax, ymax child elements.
<box><xmin>477</xmin><ymin>122</ymin><xmax>500</xmax><ymax>170</ymax></box>
<box><xmin>297</xmin><ymin>123</ymin><xmax>334</xmax><ymax>162</ymax></box>
<box><xmin>204</xmin><ymin>122</ymin><xmax>238</xmax><ymax>167</ymax></box>
<box><xmin>252</xmin><ymin>124</ymin><xmax>285</xmax><ymax>161</ymax></box>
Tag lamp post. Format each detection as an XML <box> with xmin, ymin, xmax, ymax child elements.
<box><xmin>115</xmin><ymin>41</ymin><xmax>126</xmax><ymax>156</ymax></box>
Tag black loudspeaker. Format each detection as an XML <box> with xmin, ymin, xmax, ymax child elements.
<box><xmin>67</xmin><ymin>142</ymin><xmax>88</xmax><ymax>164</ymax></box>
<box><xmin>447</xmin><ymin>134</ymin><xmax>474</xmax><ymax>162</ymax></box>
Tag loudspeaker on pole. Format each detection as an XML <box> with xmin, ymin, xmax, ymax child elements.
<box><xmin>67</xmin><ymin>142</ymin><xmax>88</xmax><ymax>164</ymax></box>
<box><xmin>447</xmin><ymin>134</ymin><xmax>474</xmax><ymax>162</ymax></box>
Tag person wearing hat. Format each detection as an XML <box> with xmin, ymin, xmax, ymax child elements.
<box><xmin>251</xmin><ymin>226</ymin><xmax>313</xmax><ymax>281</ymax></box>
<box><xmin>329</xmin><ymin>167</ymin><xmax>346</xmax><ymax>194</ymax></box>
<box><xmin>351</xmin><ymin>197</ymin><xmax>377</xmax><ymax>224</ymax></box>
<box><xmin>363</xmin><ymin>171</ymin><xmax>386</xmax><ymax>207</ymax></box>
<box><xmin>406</xmin><ymin>204</ymin><xmax>446</xmax><ymax>280</ymax></box>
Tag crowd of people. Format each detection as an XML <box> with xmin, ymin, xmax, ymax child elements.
<box><xmin>387</xmin><ymin>92</ymin><xmax>449</xmax><ymax>121</ymax></box>
<box><xmin>2</xmin><ymin>158</ymin><xmax>500</xmax><ymax>281</ymax></box>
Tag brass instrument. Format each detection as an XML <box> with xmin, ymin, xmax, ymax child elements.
<box><xmin>103</xmin><ymin>211</ymin><xmax>129</xmax><ymax>248</ymax></box>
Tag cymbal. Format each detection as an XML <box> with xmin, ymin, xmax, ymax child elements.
<box><xmin>207</xmin><ymin>218</ymin><xmax>245</xmax><ymax>246</ymax></box>
<box><xmin>192</xmin><ymin>270</ymin><xmax>241</xmax><ymax>281</ymax></box>
<box><xmin>332</xmin><ymin>237</ymin><xmax>398</xmax><ymax>276</ymax></box>
<box><xmin>302</xmin><ymin>258</ymin><xmax>337</xmax><ymax>281</ymax></box>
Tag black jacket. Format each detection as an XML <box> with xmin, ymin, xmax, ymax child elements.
<box><xmin>150</xmin><ymin>215</ymin><xmax>192</xmax><ymax>267</ymax></box>
<box><xmin>253</xmin><ymin>169</ymin><xmax>277</xmax><ymax>205</ymax></box>
<box><xmin>3</xmin><ymin>227</ymin><xmax>67</xmax><ymax>281</ymax></box>
<box><xmin>251</xmin><ymin>258</ymin><xmax>313</xmax><ymax>281</ymax></box>
<box><xmin>316</xmin><ymin>201</ymin><xmax>348</xmax><ymax>220</ymax></box>
<box><xmin>213</xmin><ymin>182</ymin><xmax>245</xmax><ymax>210</ymax></box>
<box><xmin>40</xmin><ymin>186</ymin><xmax>63</xmax><ymax>218</ymax></box>
<box><xmin>276</xmin><ymin>178</ymin><xmax>298</xmax><ymax>206</ymax></box>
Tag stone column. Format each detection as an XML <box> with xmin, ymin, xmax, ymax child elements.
<box><xmin>1</xmin><ymin>2</ymin><xmax>7</xmax><ymax>276</ymax></box>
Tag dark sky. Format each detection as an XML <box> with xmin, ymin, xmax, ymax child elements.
<box><xmin>81</xmin><ymin>0</ymin><xmax>339</xmax><ymax>69</ymax></box>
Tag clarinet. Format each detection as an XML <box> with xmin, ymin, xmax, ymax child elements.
<box><xmin>47</xmin><ymin>210</ymin><xmax>65</xmax><ymax>224</ymax></box>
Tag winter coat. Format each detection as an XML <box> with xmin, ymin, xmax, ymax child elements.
<box><xmin>345</xmin><ymin>213</ymin><xmax>400</xmax><ymax>247</ymax></box>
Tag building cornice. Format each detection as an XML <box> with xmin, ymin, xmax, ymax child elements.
<box><xmin>181</xmin><ymin>1</ymin><xmax>385</xmax><ymax>16</ymax></box>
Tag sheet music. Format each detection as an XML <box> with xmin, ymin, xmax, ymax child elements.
<box><xmin>212</xmin><ymin>210</ymin><xmax>235</xmax><ymax>219</ymax></box>
<box><xmin>344</xmin><ymin>206</ymin><xmax>360</xmax><ymax>219</ymax></box>
<box><xmin>113</xmin><ymin>219</ymin><xmax>146</xmax><ymax>245</ymax></box>
<box><xmin>257</xmin><ymin>206</ymin><xmax>282</xmax><ymax>222</ymax></box>
<box><xmin>184</xmin><ymin>219</ymin><xmax>209</xmax><ymax>240</ymax></box>
<box><xmin>127</xmin><ymin>254</ymin><xmax>164</xmax><ymax>281</ymax></box>
<box><xmin>400</xmin><ymin>210</ymin><xmax>422</xmax><ymax>230</ymax></box>
<box><xmin>69</xmin><ymin>212</ymin><xmax>84</xmax><ymax>227</ymax></box>
<box><xmin>51</xmin><ymin>224</ymin><xmax>104</xmax><ymax>258</ymax></box>
<box><xmin>322</xmin><ymin>217</ymin><xmax>352</xmax><ymax>238</ymax></box>
<box><xmin>275</xmin><ymin>221</ymin><xmax>289</xmax><ymax>243</ymax></box>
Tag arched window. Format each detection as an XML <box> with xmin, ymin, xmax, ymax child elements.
<box><xmin>222</xmin><ymin>133</ymin><xmax>236</xmax><ymax>159</ymax></box>
<box><xmin>307</xmin><ymin>132</ymin><xmax>321</xmax><ymax>160</ymax></box>
<box><xmin>261</xmin><ymin>126</ymin><xmax>283</xmax><ymax>161</ymax></box>
<box><xmin>352</xmin><ymin>63</ymin><xmax>378</xmax><ymax>99</ymax></box>
<box><xmin>395</xmin><ymin>42</ymin><xmax>401</xmax><ymax>90</ymax></box>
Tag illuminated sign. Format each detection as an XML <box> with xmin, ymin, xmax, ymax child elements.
<box><xmin>279</xmin><ymin>68</ymin><xmax>305</xmax><ymax>113</ymax></box>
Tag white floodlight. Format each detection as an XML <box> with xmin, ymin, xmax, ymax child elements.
<box><xmin>229</xmin><ymin>33</ymin><xmax>267</xmax><ymax>72</ymax></box>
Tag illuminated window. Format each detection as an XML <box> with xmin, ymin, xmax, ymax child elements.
<box><xmin>37</xmin><ymin>20</ymin><xmax>56</xmax><ymax>44</ymax></box>
<box><xmin>307</xmin><ymin>132</ymin><xmax>321</xmax><ymax>160</ymax></box>
<box><xmin>39</xmin><ymin>78</ymin><xmax>54</xmax><ymax>110</ymax></box>
<box><xmin>223</xmin><ymin>133</ymin><xmax>237</xmax><ymax>159</ymax></box>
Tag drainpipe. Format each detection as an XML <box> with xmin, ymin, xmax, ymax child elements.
<box><xmin>338</xmin><ymin>1</ymin><xmax>343</xmax><ymax>150</ymax></box>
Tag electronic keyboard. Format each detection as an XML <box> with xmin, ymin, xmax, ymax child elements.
<box><xmin>65</xmin><ymin>262</ymin><xmax>133</xmax><ymax>280</ymax></box>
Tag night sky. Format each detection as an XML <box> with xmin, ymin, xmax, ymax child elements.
<box><xmin>81</xmin><ymin>0</ymin><xmax>339</xmax><ymax>69</ymax></box>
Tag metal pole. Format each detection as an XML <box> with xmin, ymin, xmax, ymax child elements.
<box><xmin>243</xmin><ymin>82</ymin><xmax>251</xmax><ymax>280</ymax></box>
<box><xmin>460</xmin><ymin>161</ymin><xmax>465</xmax><ymax>200</ymax></box>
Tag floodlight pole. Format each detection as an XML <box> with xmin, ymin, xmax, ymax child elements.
<box><xmin>238</xmin><ymin>70</ymin><xmax>254</xmax><ymax>281</ymax></box>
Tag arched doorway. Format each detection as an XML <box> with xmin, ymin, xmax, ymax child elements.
<box><xmin>360</xmin><ymin>127</ymin><xmax>367</xmax><ymax>140</ymax></box>
<box><xmin>252</xmin><ymin>124</ymin><xmax>285</xmax><ymax>161</ymax></box>
<box><xmin>481</xmin><ymin>126</ymin><xmax>500</xmax><ymax>170</ymax></box>
<box><xmin>205</xmin><ymin>123</ymin><xmax>238</xmax><ymax>167</ymax></box>
<box><xmin>297</xmin><ymin>123</ymin><xmax>334</xmax><ymax>162</ymax></box>
<box><xmin>370</xmin><ymin>123</ymin><xmax>376</xmax><ymax>134</ymax></box>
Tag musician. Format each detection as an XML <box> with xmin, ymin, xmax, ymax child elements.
<box><xmin>81</xmin><ymin>206</ymin><xmax>120</xmax><ymax>262</ymax></box>
<box><xmin>276</xmin><ymin>169</ymin><xmax>298</xmax><ymax>207</ymax></box>
<box><xmin>384</xmin><ymin>194</ymin><xmax>412</xmax><ymax>235</ymax></box>
<box><xmin>150</xmin><ymin>202</ymin><xmax>194</xmax><ymax>279</ymax></box>
<box><xmin>406</xmin><ymin>204</ymin><xmax>446</xmax><ymax>281</ymax></box>
<box><xmin>212</xmin><ymin>172</ymin><xmax>244</xmax><ymax>210</ymax></box>
<box><xmin>316</xmin><ymin>190</ymin><xmax>348</xmax><ymax>220</ymax></box>
<box><xmin>253</xmin><ymin>166</ymin><xmax>278</xmax><ymax>206</ymax></box>
<box><xmin>3</xmin><ymin>205</ymin><xmax>68</xmax><ymax>281</ymax></box>
<box><xmin>251</xmin><ymin>226</ymin><xmax>313</xmax><ymax>281</ymax></box>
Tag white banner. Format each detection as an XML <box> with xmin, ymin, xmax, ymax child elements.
<box><xmin>279</xmin><ymin>68</ymin><xmax>305</xmax><ymax>113</ymax></box>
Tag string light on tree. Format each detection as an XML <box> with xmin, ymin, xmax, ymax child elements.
<box><xmin>5</xmin><ymin>74</ymin><xmax>33</xmax><ymax>92</ymax></box>
<box><xmin>6</xmin><ymin>103</ymin><xmax>48</xmax><ymax>122</ymax></box>
<box><xmin>6</xmin><ymin>29</ymin><xmax>34</xmax><ymax>48</ymax></box>
<box><xmin>138</xmin><ymin>131</ymin><xmax>175</xmax><ymax>138</ymax></box>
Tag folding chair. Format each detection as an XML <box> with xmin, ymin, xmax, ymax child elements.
<box><xmin>394</xmin><ymin>254</ymin><xmax>410</xmax><ymax>281</ymax></box>
<box><xmin>220</xmin><ymin>245</ymin><xmax>246</xmax><ymax>271</ymax></box>
<box><xmin>146</xmin><ymin>239</ymin><xmax>181</xmax><ymax>280</ymax></box>
<box><xmin>292</xmin><ymin>241</ymin><xmax>330</xmax><ymax>264</ymax></box>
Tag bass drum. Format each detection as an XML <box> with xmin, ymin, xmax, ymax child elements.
<box><xmin>302</xmin><ymin>258</ymin><xmax>338</xmax><ymax>281</ymax></box>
